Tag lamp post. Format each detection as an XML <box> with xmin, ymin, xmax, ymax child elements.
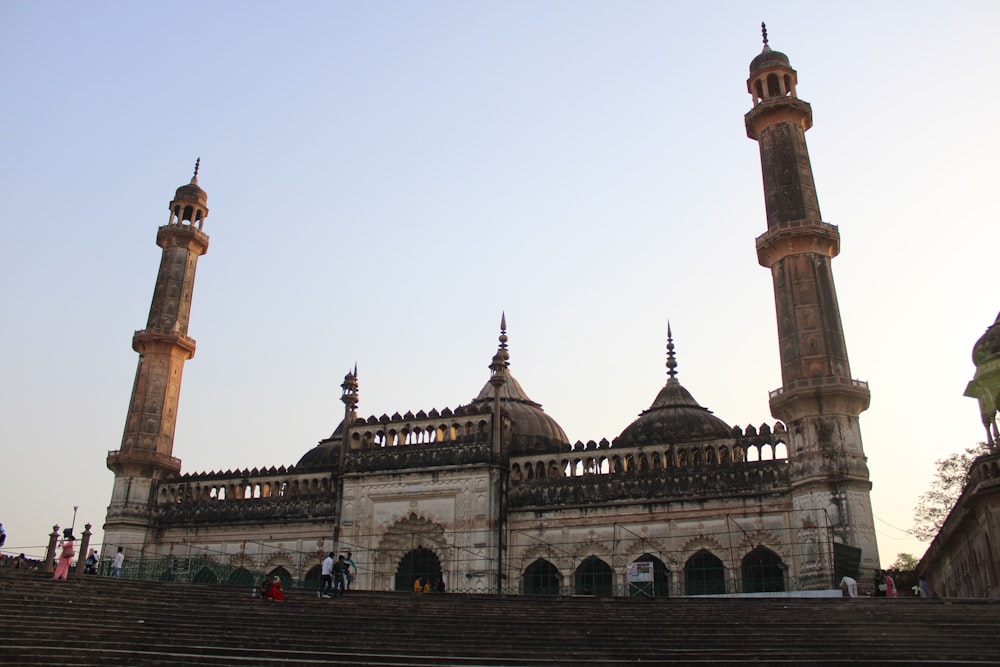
<box><xmin>71</xmin><ymin>506</ymin><xmax>79</xmax><ymax>536</ymax></box>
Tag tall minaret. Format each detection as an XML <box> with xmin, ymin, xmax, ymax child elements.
<box><xmin>104</xmin><ymin>162</ymin><xmax>210</xmax><ymax>557</ymax></box>
<box><xmin>745</xmin><ymin>26</ymin><xmax>879</xmax><ymax>585</ymax></box>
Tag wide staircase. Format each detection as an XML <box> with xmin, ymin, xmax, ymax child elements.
<box><xmin>3</xmin><ymin>570</ymin><xmax>1000</xmax><ymax>666</ymax></box>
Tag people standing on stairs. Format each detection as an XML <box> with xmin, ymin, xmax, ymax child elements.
<box><xmin>111</xmin><ymin>546</ymin><xmax>124</xmax><ymax>577</ymax></box>
<box><xmin>318</xmin><ymin>552</ymin><xmax>334</xmax><ymax>598</ymax></box>
<box><xmin>332</xmin><ymin>554</ymin><xmax>348</xmax><ymax>598</ymax></box>
<box><xmin>885</xmin><ymin>571</ymin><xmax>898</xmax><ymax>598</ymax></box>
<box><xmin>52</xmin><ymin>529</ymin><xmax>75</xmax><ymax>581</ymax></box>
<box><xmin>344</xmin><ymin>552</ymin><xmax>356</xmax><ymax>590</ymax></box>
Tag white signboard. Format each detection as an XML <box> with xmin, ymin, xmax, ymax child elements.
<box><xmin>628</xmin><ymin>561</ymin><xmax>654</xmax><ymax>583</ymax></box>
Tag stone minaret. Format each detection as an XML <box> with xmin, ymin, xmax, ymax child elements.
<box><xmin>745</xmin><ymin>26</ymin><xmax>879</xmax><ymax>585</ymax></box>
<box><xmin>104</xmin><ymin>162</ymin><xmax>210</xmax><ymax>558</ymax></box>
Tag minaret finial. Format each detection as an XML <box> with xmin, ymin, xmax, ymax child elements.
<box><xmin>761</xmin><ymin>22</ymin><xmax>769</xmax><ymax>47</ymax></box>
<box><xmin>666</xmin><ymin>321</ymin><xmax>678</xmax><ymax>380</ymax></box>
<box><xmin>191</xmin><ymin>157</ymin><xmax>201</xmax><ymax>185</ymax></box>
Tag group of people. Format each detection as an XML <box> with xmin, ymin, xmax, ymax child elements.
<box><xmin>258</xmin><ymin>574</ymin><xmax>286</xmax><ymax>601</ymax></box>
<box><xmin>412</xmin><ymin>577</ymin><xmax>445</xmax><ymax>593</ymax></box>
<box><xmin>50</xmin><ymin>529</ymin><xmax>126</xmax><ymax>581</ymax></box>
<box><xmin>841</xmin><ymin>569</ymin><xmax>932</xmax><ymax>598</ymax></box>
<box><xmin>318</xmin><ymin>551</ymin><xmax>355</xmax><ymax>598</ymax></box>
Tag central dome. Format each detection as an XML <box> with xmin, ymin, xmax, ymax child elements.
<box><xmin>615</xmin><ymin>326</ymin><xmax>731</xmax><ymax>447</ymax></box>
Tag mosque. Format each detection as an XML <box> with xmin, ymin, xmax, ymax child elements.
<box><xmin>102</xmin><ymin>31</ymin><xmax>881</xmax><ymax>595</ymax></box>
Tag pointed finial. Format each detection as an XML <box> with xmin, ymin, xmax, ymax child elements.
<box><xmin>761</xmin><ymin>22</ymin><xmax>769</xmax><ymax>47</ymax></box>
<box><xmin>353</xmin><ymin>362</ymin><xmax>358</xmax><ymax>376</ymax></box>
<box><xmin>489</xmin><ymin>313</ymin><xmax>510</xmax><ymax>385</ymax></box>
<box><xmin>666</xmin><ymin>321</ymin><xmax>678</xmax><ymax>380</ymax></box>
<box><xmin>191</xmin><ymin>157</ymin><xmax>201</xmax><ymax>184</ymax></box>
<box><xmin>499</xmin><ymin>312</ymin><xmax>508</xmax><ymax>351</ymax></box>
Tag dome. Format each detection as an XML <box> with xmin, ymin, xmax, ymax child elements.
<box><xmin>467</xmin><ymin>373</ymin><xmax>569</xmax><ymax>456</ymax></box>
<box><xmin>296</xmin><ymin>420</ymin><xmax>346</xmax><ymax>468</ymax></box>
<box><xmin>973</xmin><ymin>311</ymin><xmax>1000</xmax><ymax>366</ymax></box>
<box><xmin>615</xmin><ymin>377</ymin><xmax>732</xmax><ymax>447</ymax></box>
<box><xmin>173</xmin><ymin>177</ymin><xmax>207</xmax><ymax>204</ymax></box>
<box><xmin>750</xmin><ymin>45</ymin><xmax>791</xmax><ymax>75</ymax></box>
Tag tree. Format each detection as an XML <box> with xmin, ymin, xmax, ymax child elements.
<box><xmin>889</xmin><ymin>553</ymin><xmax>918</xmax><ymax>571</ymax></box>
<box><xmin>911</xmin><ymin>442</ymin><xmax>992</xmax><ymax>541</ymax></box>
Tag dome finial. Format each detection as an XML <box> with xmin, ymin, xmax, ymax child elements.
<box><xmin>490</xmin><ymin>312</ymin><xmax>510</xmax><ymax>387</ymax></box>
<box><xmin>191</xmin><ymin>157</ymin><xmax>201</xmax><ymax>185</ymax></box>
<box><xmin>666</xmin><ymin>321</ymin><xmax>678</xmax><ymax>380</ymax></box>
<box><xmin>761</xmin><ymin>22</ymin><xmax>769</xmax><ymax>47</ymax></box>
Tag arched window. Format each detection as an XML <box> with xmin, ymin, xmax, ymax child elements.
<box><xmin>685</xmin><ymin>550</ymin><xmax>725</xmax><ymax>596</ymax></box>
<box><xmin>193</xmin><ymin>568</ymin><xmax>218</xmax><ymax>584</ymax></box>
<box><xmin>631</xmin><ymin>553</ymin><xmax>670</xmax><ymax>598</ymax></box>
<box><xmin>522</xmin><ymin>558</ymin><xmax>561</xmax><ymax>595</ymax></box>
<box><xmin>742</xmin><ymin>546</ymin><xmax>785</xmax><ymax>593</ymax></box>
<box><xmin>227</xmin><ymin>567</ymin><xmax>255</xmax><ymax>586</ymax></box>
<box><xmin>394</xmin><ymin>547</ymin><xmax>442</xmax><ymax>592</ymax></box>
<box><xmin>574</xmin><ymin>556</ymin><xmax>613</xmax><ymax>596</ymax></box>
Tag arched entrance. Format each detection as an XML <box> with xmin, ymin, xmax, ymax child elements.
<box><xmin>685</xmin><ymin>550</ymin><xmax>725</xmax><ymax>596</ymax></box>
<box><xmin>394</xmin><ymin>547</ymin><xmax>442</xmax><ymax>592</ymax></box>
<box><xmin>522</xmin><ymin>558</ymin><xmax>561</xmax><ymax>595</ymax></box>
<box><xmin>574</xmin><ymin>556</ymin><xmax>613</xmax><ymax>596</ymax></box>
<box><xmin>742</xmin><ymin>546</ymin><xmax>784</xmax><ymax>593</ymax></box>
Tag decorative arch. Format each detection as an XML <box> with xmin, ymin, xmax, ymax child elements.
<box><xmin>685</xmin><ymin>550</ymin><xmax>725</xmax><ymax>596</ymax></box>
<box><xmin>374</xmin><ymin>513</ymin><xmax>448</xmax><ymax>591</ymax></box>
<box><xmin>523</xmin><ymin>558</ymin><xmax>561</xmax><ymax>595</ymax></box>
<box><xmin>742</xmin><ymin>546</ymin><xmax>785</xmax><ymax>593</ymax></box>
<box><xmin>395</xmin><ymin>547</ymin><xmax>442</xmax><ymax>592</ymax></box>
<box><xmin>574</xmin><ymin>555</ymin><xmax>613</xmax><ymax>596</ymax></box>
<box><xmin>193</xmin><ymin>568</ymin><xmax>218</xmax><ymax>584</ymax></box>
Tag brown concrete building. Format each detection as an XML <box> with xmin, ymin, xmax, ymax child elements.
<box><xmin>103</xmin><ymin>33</ymin><xmax>880</xmax><ymax>595</ymax></box>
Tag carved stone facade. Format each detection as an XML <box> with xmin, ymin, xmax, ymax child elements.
<box><xmin>103</xmin><ymin>37</ymin><xmax>880</xmax><ymax>595</ymax></box>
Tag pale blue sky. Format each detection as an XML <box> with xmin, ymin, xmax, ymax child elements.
<box><xmin>2</xmin><ymin>1</ymin><xmax>997</xmax><ymax>567</ymax></box>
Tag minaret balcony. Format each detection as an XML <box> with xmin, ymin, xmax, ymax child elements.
<box><xmin>156</xmin><ymin>223</ymin><xmax>209</xmax><ymax>254</ymax></box>
<box><xmin>107</xmin><ymin>448</ymin><xmax>182</xmax><ymax>476</ymax></box>
<box><xmin>745</xmin><ymin>96</ymin><xmax>812</xmax><ymax>139</ymax></box>
<box><xmin>132</xmin><ymin>328</ymin><xmax>197</xmax><ymax>357</ymax></box>
<box><xmin>756</xmin><ymin>220</ymin><xmax>840</xmax><ymax>266</ymax></box>
<box><xmin>768</xmin><ymin>377</ymin><xmax>871</xmax><ymax>420</ymax></box>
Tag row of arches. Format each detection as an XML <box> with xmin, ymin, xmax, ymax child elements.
<box><xmin>512</xmin><ymin>442</ymin><xmax>788</xmax><ymax>483</ymax></box>
<box><xmin>158</xmin><ymin>476</ymin><xmax>332</xmax><ymax>504</ymax></box>
<box><xmin>349</xmin><ymin>420</ymin><xmax>492</xmax><ymax>449</ymax></box>
<box><xmin>522</xmin><ymin>547</ymin><xmax>785</xmax><ymax>596</ymax></box>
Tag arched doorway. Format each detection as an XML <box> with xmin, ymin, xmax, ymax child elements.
<box><xmin>684</xmin><ymin>550</ymin><xmax>725</xmax><ymax>596</ymax></box>
<box><xmin>227</xmin><ymin>567</ymin><xmax>255</xmax><ymax>587</ymax></box>
<box><xmin>631</xmin><ymin>553</ymin><xmax>670</xmax><ymax>597</ymax></box>
<box><xmin>742</xmin><ymin>546</ymin><xmax>785</xmax><ymax>593</ymax></box>
<box><xmin>394</xmin><ymin>547</ymin><xmax>442</xmax><ymax>592</ymax></box>
<box><xmin>522</xmin><ymin>558</ymin><xmax>561</xmax><ymax>595</ymax></box>
<box><xmin>574</xmin><ymin>556</ymin><xmax>613</xmax><ymax>596</ymax></box>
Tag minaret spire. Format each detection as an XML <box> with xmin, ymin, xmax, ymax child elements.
<box><xmin>192</xmin><ymin>157</ymin><xmax>200</xmax><ymax>183</ymax></box>
<box><xmin>761</xmin><ymin>21</ymin><xmax>768</xmax><ymax>47</ymax></box>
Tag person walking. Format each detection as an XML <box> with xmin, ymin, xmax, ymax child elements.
<box><xmin>332</xmin><ymin>554</ymin><xmax>348</xmax><ymax>598</ymax></box>
<box><xmin>111</xmin><ymin>546</ymin><xmax>124</xmax><ymax>577</ymax></box>
<box><xmin>52</xmin><ymin>529</ymin><xmax>75</xmax><ymax>581</ymax></box>
<box><xmin>318</xmin><ymin>552</ymin><xmax>334</xmax><ymax>598</ymax></box>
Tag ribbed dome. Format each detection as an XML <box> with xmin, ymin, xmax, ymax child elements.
<box><xmin>468</xmin><ymin>373</ymin><xmax>569</xmax><ymax>455</ymax></box>
<box><xmin>750</xmin><ymin>45</ymin><xmax>791</xmax><ymax>74</ymax></box>
<box><xmin>973</xmin><ymin>311</ymin><xmax>1000</xmax><ymax>366</ymax></box>
<box><xmin>615</xmin><ymin>378</ymin><xmax>732</xmax><ymax>447</ymax></box>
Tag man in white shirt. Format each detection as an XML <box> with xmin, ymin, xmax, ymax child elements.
<box><xmin>111</xmin><ymin>547</ymin><xmax>125</xmax><ymax>578</ymax></box>
<box><xmin>839</xmin><ymin>576</ymin><xmax>858</xmax><ymax>598</ymax></box>
<box><xmin>318</xmin><ymin>552</ymin><xmax>334</xmax><ymax>598</ymax></box>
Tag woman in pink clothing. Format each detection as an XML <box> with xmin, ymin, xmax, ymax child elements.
<box><xmin>52</xmin><ymin>530</ymin><xmax>75</xmax><ymax>581</ymax></box>
<box><xmin>884</xmin><ymin>571</ymin><xmax>898</xmax><ymax>598</ymax></box>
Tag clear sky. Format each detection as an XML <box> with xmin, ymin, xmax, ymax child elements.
<box><xmin>1</xmin><ymin>1</ymin><xmax>997</xmax><ymax>569</ymax></box>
